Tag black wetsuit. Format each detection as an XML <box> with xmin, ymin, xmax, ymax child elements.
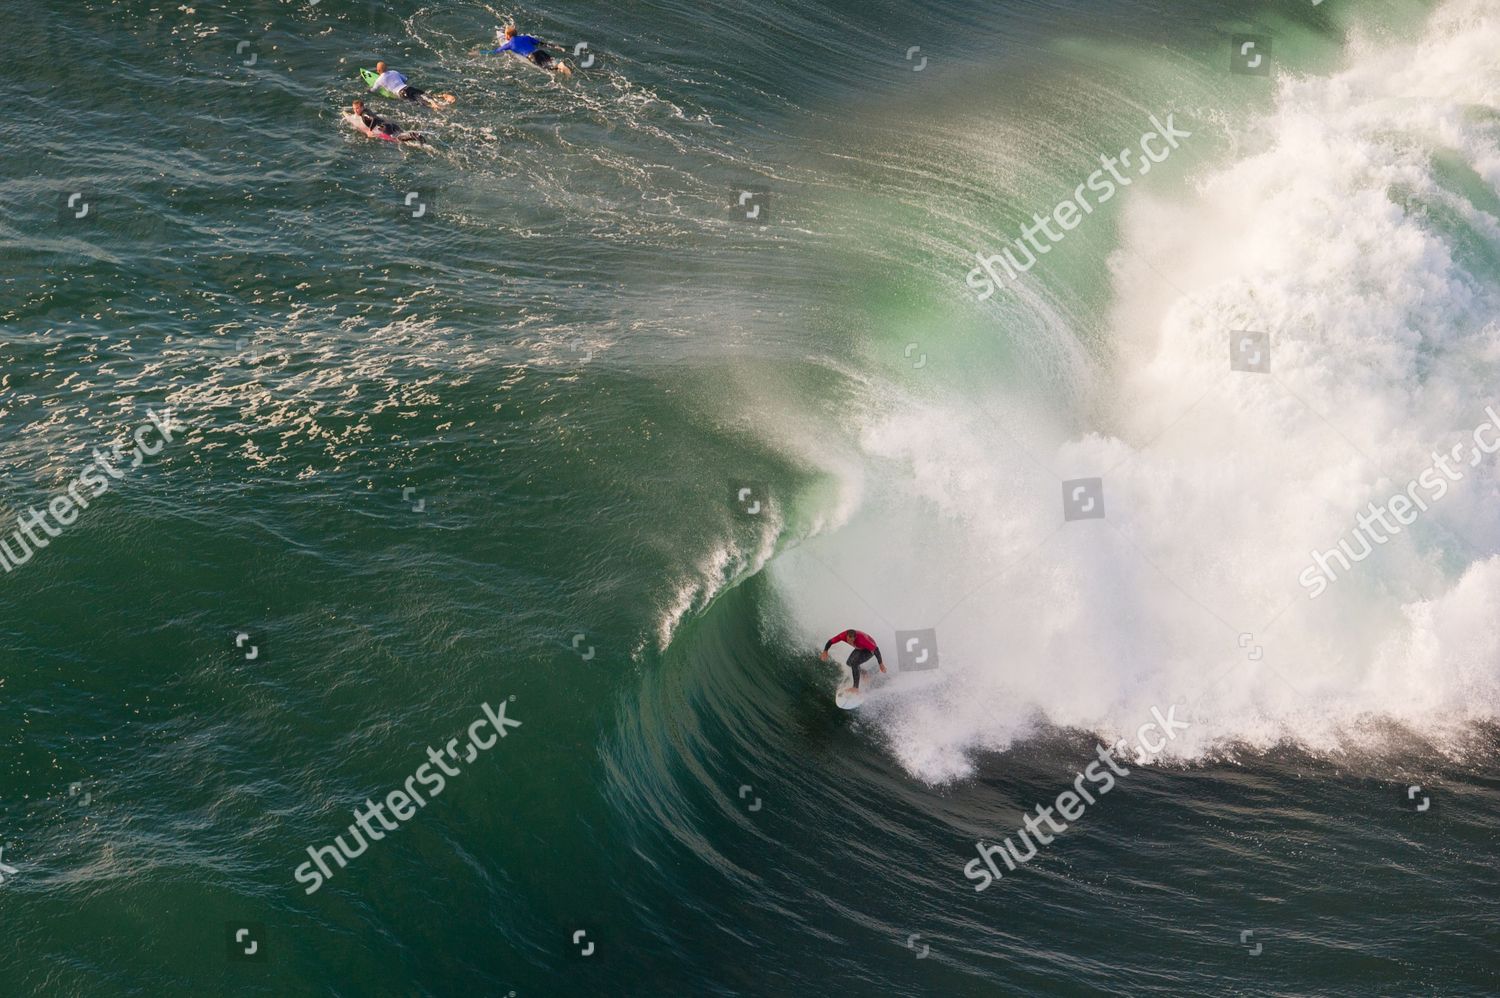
<box><xmin>823</xmin><ymin>629</ymin><xmax>884</xmax><ymax>689</ymax></box>
<box><xmin>358</xmin><ymin>108</ymin><xmax>400</xmax><ymax>137</ymax></box>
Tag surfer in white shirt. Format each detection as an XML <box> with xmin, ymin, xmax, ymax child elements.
<box><xmin>367</xmin><ymin>61</ymin><xmax>455</xmax><ymax>109</ymax></box>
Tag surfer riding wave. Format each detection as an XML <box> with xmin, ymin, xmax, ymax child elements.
<box><xmin>820</xmin><ymin>629</ymin><xmax>886</xmax><ymax>690</ymax></box>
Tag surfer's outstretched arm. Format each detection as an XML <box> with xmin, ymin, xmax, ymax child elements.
<box><xmin>477</xmin><ymin>34</ymin><xmax>516</xmax><ymax>57</ymax></box>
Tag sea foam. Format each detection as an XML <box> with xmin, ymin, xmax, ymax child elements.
<box><xmin>774</xmin><ymin>0</ymin><xmax>1500</xmax><ymax>782</ymax></box>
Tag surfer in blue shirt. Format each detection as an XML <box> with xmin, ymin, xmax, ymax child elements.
<box><xmin>477</xmin><ymin>25</ymin><xmax>573</xmax><ymax>76</ymax></box>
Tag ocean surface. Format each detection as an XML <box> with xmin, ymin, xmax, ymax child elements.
<box><xmin>4</xmin><ymin>0</ymin><xmax>1499</xmax><ymax>994</ymax></box>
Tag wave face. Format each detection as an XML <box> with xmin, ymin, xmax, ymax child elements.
<box><xmin>770</xmin><ymin>0</ymin><xmax>1500</xmax><ymax>783</ymax></box>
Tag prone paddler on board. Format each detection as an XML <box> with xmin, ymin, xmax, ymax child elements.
<box><xmin>819</xmin><ymin>628</ymin><xmax>887</xmax><ymax>696</ymax></box>
<box><xmin>365</xmin><ymin>61</ymin><xmax>456</xmax><ymax>110</ymax></box>
<box><xmin>345</xmin><ymin>99</ymin><xmax>426</xmax><ymax>144</ymax></box>
<box><xmin>474</xmin><ymin>25</ymin><xmax>574</xmax><ymax>76</ymax></box>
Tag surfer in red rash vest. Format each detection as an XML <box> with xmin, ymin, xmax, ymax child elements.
<box><xmin>819</xmin><ymin>629</ymin><xmax>886</xmax><ymax>691</ymax></box>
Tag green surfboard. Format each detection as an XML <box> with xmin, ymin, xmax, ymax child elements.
<box><xmin>360</xmin><ymin>68</ymin><xmax>400</xmax><ymax>99</ymax></box>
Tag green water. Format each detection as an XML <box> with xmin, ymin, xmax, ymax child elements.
<box><xmin>3</xmin><ymin>0</ymin><xmax>1498</xmax><ymax>995</ymax></box>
